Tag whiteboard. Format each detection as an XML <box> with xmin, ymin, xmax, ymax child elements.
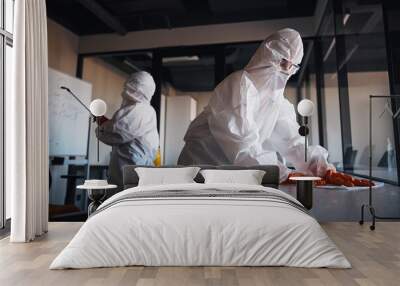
<box><xmin>48</xmin><ymin>68</ymin><xmax>92</xmax><ymax>156</ymax></box>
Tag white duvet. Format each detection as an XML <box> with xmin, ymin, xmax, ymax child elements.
<box><xmin>50</xmin><ymin>183</ymin><xmax>350</xmax><ymax>269</ymax></box>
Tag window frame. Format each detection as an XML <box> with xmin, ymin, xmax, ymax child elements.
<box><xmin>1</xmin><ymin>0</ymin><xmax>13</xmax><ymax>230</ymax></box>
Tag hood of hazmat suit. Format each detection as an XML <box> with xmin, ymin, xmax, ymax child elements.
<box><xmin>178</xmin><ymin>28</ymin><xmax>333</xmax><ymax>181</ymax></box>
<box><xmin>97</xmin><ymin>71</ymin><xmax>159</xmax><ymax>186</ymax></box>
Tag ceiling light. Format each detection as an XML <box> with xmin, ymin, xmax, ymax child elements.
<box><xmin>162</xmin><ymin>56</ymin><xmax>200</xmax><ymax>64</ymax></box>
<box><xmin>343</xmin><ymin>12</ymin><xmax>351</xmax><ymax>26</ymax></box>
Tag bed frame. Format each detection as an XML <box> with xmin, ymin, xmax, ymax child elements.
<box><xmin>122</xmin><ymin>165</ymin><xmax>280</xmax><ymax>190</ymax></box>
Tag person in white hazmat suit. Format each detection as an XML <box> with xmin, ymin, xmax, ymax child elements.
<box><xmin>97</xmin><ymin>71</ymin><xmax>159</xmax><ymax>186</ymax></box>
<box><xmin>178</xmin><ymin>28</ymin><xmax>333</xmax><ymax>182</ymax></box>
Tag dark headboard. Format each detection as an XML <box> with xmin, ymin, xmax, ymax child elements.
<box><xmin>123</xmin><ymin>165</ymin><xmax>280</xmax><ymax>190</ymax></box>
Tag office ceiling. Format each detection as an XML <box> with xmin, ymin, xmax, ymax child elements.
<box><xmin>47</xmin><ymin>0</ymin><xmax>389</xmax><ymax>92</ymax></box>
<box><xmin>46</xmin><ymin>0</ymin><xmax>317</xmax><ymax>35</ymax></box>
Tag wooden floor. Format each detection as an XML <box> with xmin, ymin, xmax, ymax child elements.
<box><xmin>1</xmin><ymin>222</ymin><xmax>400</xmax><ymax>286</ymax></box>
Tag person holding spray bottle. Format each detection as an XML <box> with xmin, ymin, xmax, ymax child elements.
<box><xmin>96</xmin><ymin>71</ymin><xmax>159</xmax><ymax>187</ymax></box>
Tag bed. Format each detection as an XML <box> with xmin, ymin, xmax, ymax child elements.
<box><xmin>50</xmin><ymin>165</ymin><xmax>350</xmax><ymax>269</ymax></box>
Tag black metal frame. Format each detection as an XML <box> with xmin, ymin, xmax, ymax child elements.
<box><xmin>359</xmin><ymin>95</ymin><xmax>400</xmax><ymax>230</ymax></box>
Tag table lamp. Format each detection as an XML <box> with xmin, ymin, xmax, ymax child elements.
<box><xmin>90</xmin><ymin>99</ymin><xmax>107</xmax><ymax>117</ymax></box>
<box><xmin>89</xmin><ymin>99</ymin><xmax>107</xmax><ymax>162</ymax></box>
<box><xmin>297</xmin><ymin>99</ymin><xmax>314</xmax><ymax>162</ymax></box>
<box><xmin>289</xmin><ymin>99</ymin><xmax>319</xmax><ymax>210</ymax></box>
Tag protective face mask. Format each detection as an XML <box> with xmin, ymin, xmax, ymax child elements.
<box><xmin>257</xmin><ymin>68</ymin><xmax>290</xmax><ymax>103</ymax></box>
<box><xmin>246</xmin><ymin>65</ymin><xmax>290</xmax><ymax>101</ymax></box>
<box><xmin>272</xmin><ymin>69</ymin><xmax>291</xmax><ymax>89</ymax></box>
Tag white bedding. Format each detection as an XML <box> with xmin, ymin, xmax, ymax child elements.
<box><xmin>50</xmin><ymin>183</ymin><xmax>350</xmax><ymax>269</ymax></box>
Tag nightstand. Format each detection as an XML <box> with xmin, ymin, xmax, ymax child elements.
<box><xmin>77</xmin><ymin>184</ymin><xmax>117</xmax><ymax>216</ymax></box>
<box><xmin>289</xmin><ymin>176</ymin><xmax>321</xmax><ymax>210</ymax></box>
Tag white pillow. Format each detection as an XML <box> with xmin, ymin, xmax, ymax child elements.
<box><xmin>200</xmin><ymin>169</ymin><xmax>266</xmax><ymax>185</ymax></box>
<box><xmin>135</xmin><ymin>167</ymin><xmax>200</xmax><ymax>186</ymax></box>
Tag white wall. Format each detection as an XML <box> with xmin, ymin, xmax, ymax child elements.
<box><xmin>163</xmin><ymin>96</ymin><xmax>197</xmax><ymax>165</ymax></box>
<box><xmin>178</xmin><ymin>91</ymin><xmax>213</xmax><ymax>115</ymax></box>
<box><xmin>48</xmin><ymin>19</ymin><xmax>79</xmax><ymax>76</ymax></box>
<box><xmin>348</xmin><ymin>71</ymin><xmax>393</xmax><ymax>166</ymax></box>
<box><xmin>160</xmin><ymin>91</ymin><xmax>210</xmax><ymax>166</ymax></box>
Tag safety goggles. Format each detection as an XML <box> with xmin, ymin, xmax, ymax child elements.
<box><xmin>281</xmin><ymin>58</ymin><xmax>301</xmax><ymax>74</ymax></box>
<box><xmin>248</xmin><ymin>61</ymin><xmax>301</xmax><ymax>75</ymax></box>
<box><xmin>290</xmin><ymin>63</ymin><xmax>301</xmax><ymax>74</ymax></box>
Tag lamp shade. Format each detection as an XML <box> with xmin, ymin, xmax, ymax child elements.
<box><xmin>297</xmin><ymin>99</ymin><xmax>314</xmax><ymax>117</ymax></box>
<box><xmin>89</xmin><ymin>99</ymin><xmax>107</xmax><ymax>117</ymax></box>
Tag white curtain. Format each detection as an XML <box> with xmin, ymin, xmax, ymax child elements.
<box><xmin>8</xmin><ymin>0</ymin><xmax>49</xmax><ymax>242</ymax></box>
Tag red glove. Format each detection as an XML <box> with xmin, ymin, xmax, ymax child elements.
<box><xmin>353</xmin><ymin>178</ymin><xmax>375</xmax><ymax>187</ymax></box>
<box><xmin>315</xmin><ymin>178</ymin><xmax>327</xmax><ymax>186</ymax></box>
<box><xmin>324</xmin><ymin>170</ymin><xmax>374</xmax><ymax>187</ymax></box>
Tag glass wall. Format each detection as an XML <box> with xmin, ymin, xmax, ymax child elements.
<box><xmin>321</xmin><ymin>5</ymin><xmax>344</xmax><ymax>170</ymax></box>
<box><xmin>341</xmin><ymin>2</ymin><xmax>396</xmax><ymax>182</ymax></box>
<box><xmin>298</xmin><ymin>8</ymin><xmax>344</xmax><ymax>169</ymax></box>
<box><xmin>297</xmin><ymin>0</ymin><xmax>398</xmax><ymax>184</ymax></box>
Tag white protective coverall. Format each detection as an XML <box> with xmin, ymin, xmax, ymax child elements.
<box><xmin>178</xmin><ymin>28</ymin><xmax>332</xmax><ymax>181</ymax></box>
<box><xmin>97</xmin><ymin>71</ymin><xmax>159</xmax><ymax>186</ymax></box>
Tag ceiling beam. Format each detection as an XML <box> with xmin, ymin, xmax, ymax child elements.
<box><xmin>79</xmin><ymin>17</ymin><xmax>314</xmax><ymax>54</ymax></box>
<box><xmin>76</xmin><ymin>0</ymin><xmax>127</xmax><ymax>35</ymax></box>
